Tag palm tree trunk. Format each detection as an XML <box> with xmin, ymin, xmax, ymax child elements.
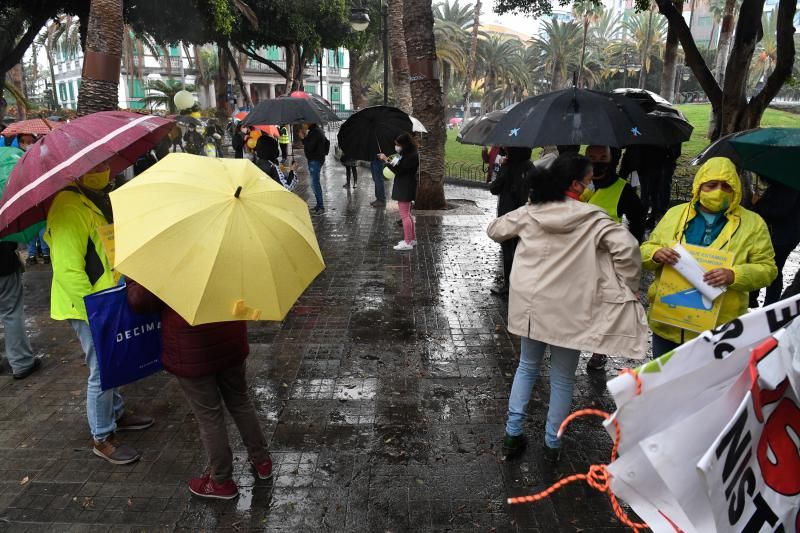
<box><xmin>45</xmin><ymin>49</ymin><xmax>59</xmax><ymax>109</ymax></box>
<box><xmin>713</xmin><ymin>0</ymin><xmax>737</xmax><ymax>83</ymax></box>
<box><xmin>404</xmin><ymin>0</ymin><xmax>446</xmax><ymax>209</ymax></box>
<box><xmin>78</xmin><ymin>0</ymin><xmax>123</xmax><ymax>115</ymax></box>
<box><xmin>462</xmin><ymin>0</ymin><xmax>481</xmax><ymax>121</ymax></box>
<box><xmin>659</xmin><ymin>0</ymin><xmax>682</xmax><ymax>102</ymax></box>
<box><xmin>577</xmin><ymin>18</ymin><xmax>589</xmax><ymax>88</ymax></box>
<box><xmin>639</xmin><ymin>5</ymin><xmax>655</xmax><ymax>89</ymax></box>
<box><xmin>388</xmin><ymin>0</ymin><xmax>413</xmax><ymax>114</ymax></box>
<box><xmin>348</xmin><ymin>48</ymin><xmax>366</xmax><ymax>109</ymax></box>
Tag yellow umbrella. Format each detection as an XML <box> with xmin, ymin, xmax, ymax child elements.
<box><xmin>110</xmin><ymin>153</ymin><xmax>324</xmax><ymax>325</ymax></box>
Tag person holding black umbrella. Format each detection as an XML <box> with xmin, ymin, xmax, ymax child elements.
<box><xmin>300</xmin><ymin>123</ymin><xmax>328</xmax><ymax>215</ymax></box>
<box><xmin>378</xmin><ymin>133</ymin><xmax>419</xmax><ymax>251</ymax></box>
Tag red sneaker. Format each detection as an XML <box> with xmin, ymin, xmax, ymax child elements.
<box><xmin>188</xmin><ymin>475</ymin><xmax>238</xmax><ymax>500</ymax></box>
<box><xmin>253</xmin><ymin>455</ymin><xmax>273</xmax><ymax>480</ymax></box>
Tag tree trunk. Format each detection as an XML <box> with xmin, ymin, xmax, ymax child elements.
<box><xmin>660</xmin><ymin>0</ymin><xmax>682</xmax><ymax>102</ymax></box>
<box><xmin>223</xmin><ymin>42</ymin><xmax>252</xmax><ymax>107</ymax></box>
<box><xmin>77</xmin><ymin>0</ymin><xmax>123</xmax><ymax>115</ymax></box>
<box><xmin>46</xmin><ymin>49</ymin><xmax>59</xmax><ymax>109</ymax></box>
<box><xmin>348</xmin><ymin>49</ymin><xmax>367</xmax><ymax>109</ymax></box>
<box><xmin>9</xmin><ymin>64</ymin><xmax>27</xmax><ymax>120</ymax></box>
<box><xmin>462</xmin><ymin>0</ymin><xmax>481</xmax><ymax>121</ymax></box>
<box><xmin>404</xmin><ymin>0</ymin><xmax>446</xmax><ymax>209</ymax></box>
<box><xmin>216</xmin><ymin>44</ymin><xmax>231</xmax><ymax>114</ymax></box>
<box><xmin>285</xmin><ymin>45</ymin><xmax>297</xmax><ymax>93</ymax></box>
<box><xmin>639</xmin><ymin>5</ymin><xmax>655</xmax><ymax>89</ymax></box>
<box><xmin>577</xmin><ymin>19</ymin><xmax>589</xmax><ymax>88</ymax></box>
<box><xmin>388</xmin><ymin>0</ymin><xmax>413</xmax><ymax>114</ymax></box>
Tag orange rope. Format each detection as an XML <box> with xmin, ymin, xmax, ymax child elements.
<box><xmin>507</xmin><ymin>370</ymin><xmax>649</xmax><ymax>533</ymax></box>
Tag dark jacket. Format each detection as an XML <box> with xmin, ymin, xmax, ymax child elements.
<box><xmin>302</xmin><ymin>125</ymin><xmax>326</xmax><ymax>162</ymax></box>
<box><xmin>127</xmin><ymin>279</ymin><xmax>249</xmax><ymax>378</ymax></box>
<box><xmin>752</xmin><ymin>181</ymin><xmax>800</xmax><ymax>247</ymax></box>
<box><xmin>592</xmin><ymin>173</ymin><xmax>647</xmax><ymax>243</ymax></box>
<box><xmin>388</xmin><ymin>149</ymin><xmax>419</xmax><ymax>202</ymax></box>
<box><xmin>0</xmin><ymin>242</ymin><xmax>20</xmax><ymax>277</ymax></box>
<box><xmin>490</xmin><ymin>150</ymin><xmax>531</xmax><ymax>216</ymax></box>
<box><xmin>231</xmin><ymin>132</ymin><xmax>245</xmax><ymax>159</ymax></box>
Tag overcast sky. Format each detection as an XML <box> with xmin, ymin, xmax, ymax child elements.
<box><xmin>481</xmin><ymin>2</ymin><xmax>542</xmax><ymax>35</ymax></box>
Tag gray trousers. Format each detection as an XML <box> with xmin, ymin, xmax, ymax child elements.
<box><xmin>0</xmin><ymin>272</ymin><xmax>35</xmax><ymax>374</ymax></box>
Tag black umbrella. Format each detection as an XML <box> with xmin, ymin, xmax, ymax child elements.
<box><xmin>242</xmin><ymin>98</ymin><xmax>325</xmax><ymax>126</ymax></box>
<box><xmin>613</xmin><ymin>89</ymin><xmax>694</xmax><ymax>144</ymax></box>
<box><xmin>337</xmin><ymin>106</ymin><xmax>413</xmax><ymax>161</ymax></box>
<box><xmin>484</xmin><ymin>88</ymin><xmax>667</xmax><ymax>149</ymax></box>
<box><xmin>284</xmin><ymin>93</ymin><xmax>342</xmax><ymax>123</ymax></box>
<box><xmin>457</xmin><ymin>104</ymin><xmax>516</xmax><ymax>146</ymax></box>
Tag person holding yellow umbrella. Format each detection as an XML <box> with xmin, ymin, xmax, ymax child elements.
<box><xmin>112</xmin><ymin>153</ymin><xmax>325</xmax><ymax>499</ymax></box>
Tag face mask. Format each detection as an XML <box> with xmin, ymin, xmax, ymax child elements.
<box><xmin>592</xmin><ymin>162</ymin><xmax>610</xmax><ymax>178</ymax></box>
<box><xmin>394</xmin><ymin>145</ymin><xmax>402</xmax><ymax>153</ymax></box>
<box><xmin>81</xmin><ymin>168</ymin><xmax>111</xmax><ymax>190</ymax></box>
<box><xmin>698</xmin><ymin>188</ymin><xmax>732</xmax><ymax>213</ymax></box>
<box><xmin>578</xmin><ymin>181</ymin><xmax>595</xmax><ymax>202</ymax></box>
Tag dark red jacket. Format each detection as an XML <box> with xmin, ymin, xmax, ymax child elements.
<box><xmin>126</xmin><ymin>280</ymin><xmax>249</xmax><ymax>378</ymax></box>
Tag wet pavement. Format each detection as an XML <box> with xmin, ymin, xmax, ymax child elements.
<box><xmin>1</xmin><ymin>154</ymin><xmax>797</xmax><ymax>532</ymax></box>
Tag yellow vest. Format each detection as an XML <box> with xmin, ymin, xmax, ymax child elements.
<box><xmin>279</xmin><ymin>127</ymin><xmax>289</xmax><ymax>145</ymax></box>
<box><xmin>588</xmin><ymin>177</ymin><xmax>626</xmax><ymax>223</ymax></box>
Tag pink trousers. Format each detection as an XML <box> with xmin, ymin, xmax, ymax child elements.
<box><xmin>398</xmin><ymin>201</ymin><xmax>416</xmax><ymax>244</ymax></box>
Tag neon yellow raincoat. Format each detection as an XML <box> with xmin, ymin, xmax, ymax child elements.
<box><xmin>640</xmin><ymin>157</ymin><xmax>777</xmax><ymax>344</ymax></box>
<box><xmin>44</xmin><ymin>188</ymin><xmax>116</xmax><ymax>321</ymax></box>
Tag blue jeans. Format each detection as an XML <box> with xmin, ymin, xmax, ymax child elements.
<box><xmin>506</xmin><ymin>337</ymin><xmax>581</xmax><ymax>448</ymax></box>
<box><xmin>651</xmin><ymin>333</ymin><xmax>680</xmax><ymax>359</ymax></box>
<box><xmin>27</xmin><ymin>227</ymin><xmax>49</xmax><ymax>257</ymax></box>
<box><xmin>0</xmin><ymin>272</ymin><xmax>35</xmax><ymax>374</ymax></box>
<box><xmin>70</xmin><ymin>319</ymin><xmax>124</xmax><ymax>441</ymax></box>
<box><xmin>371</xmin><ymin>159</ymin><xmax>385</xmax><ymax>202</ymax></box>
<box><xmin>308</xmin><ymin>159</ymin><xmax>323</xmax><ymax>209</ymax></box>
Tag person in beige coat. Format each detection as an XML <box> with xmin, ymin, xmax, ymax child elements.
<box><xmin>487</xmin><ymin>153</ymin><xmax>647</xmax><ymax>462</ymax></box>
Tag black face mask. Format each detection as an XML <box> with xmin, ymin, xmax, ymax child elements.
<box><xmin>592</xmin><ymin>162</ymin><xmax>610</xmax><ymax>178</ymax></box>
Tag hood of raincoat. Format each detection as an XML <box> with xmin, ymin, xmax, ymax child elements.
<box><xmin>691</xmin><ymin>157</ymin><xmax>742</xmax><ymax>214</ymax></box>
<box><xmin>528</xmin><ymin>199</ymin><xmax>608</xmax><ymax>234</ymax></box>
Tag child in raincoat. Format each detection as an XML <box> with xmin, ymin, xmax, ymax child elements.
<box><xmin>641</xmin><ymin>157</ymin><xmax>777</xmax><ymax>357</ymax></box>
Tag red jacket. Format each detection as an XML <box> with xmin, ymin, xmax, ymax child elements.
<box><xmin>126</xmin><ymin>280</ymin><xmax>249</xmax><ymax>378</ymax></box>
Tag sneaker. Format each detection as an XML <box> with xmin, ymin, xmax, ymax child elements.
<box><xmin>370</xmin><ymin>200</ymin><xmax>386</xmax><ymax>207</ymax></box>
<box><xmin>189</xmin><ymin>475</ymin><xmax>238</xmax><ymax>500</ymax></box>
<box><xmin>502</xmin><ymin>433</ymin><xmax>527</xmax><ymax>459</ymax></box>
<box><xmin>25</xmin><ymin>256</ymin><xmax>37</xmax><ymax>266</ymax></box>
<box><xmin>116</xmin><ymin>412</ymin><xmax>154</xmax><ymax>431</ymax></box>
<box><xmin>93</xmin><ymin>435</ymin><xmax>141</xmax><ymax>465</ymax></box>
<box><xmin>312</xmin><ymin>207</ymin><xmax>325</xmax><ymax>216</ymax></box>
<box><xmin>396</xmin><ymin>240</ymin><xmax>417</xmax><ymax>247</ymax></box>
<box><xmin>252</xmin><ymin>455</ymin><xmax>273</xmax><ymax>480</ymax></box>
<box><xmin>343</xmin><ymin>183</ymin><xmax>350</xmax><ymax>188</ymax></box>
<box><xmin>542</xmin><ymin>444</ymin><xmax>561</xmax><ymax>464</ymax></box>
<box><xmin>12</xmin><ymin>358</ymin><xmax>42</xmax><ymax>380</ymax></box>
<box><xmin>586</xmin><ymin>353</ymin><xmax>607</xmax><ymax>371</ymax></box>
<box><xmin>393</xmin><ymin>242</ymin><xmax>414</xmax><ymax>251</ymax></box>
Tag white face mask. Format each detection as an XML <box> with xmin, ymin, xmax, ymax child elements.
<box><xmin>394</xmin><ymin>145</ymin><xmax>402</xmax><ymax>153</ymax></box>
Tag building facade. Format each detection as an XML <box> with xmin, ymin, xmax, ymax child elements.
<box><xmin>50</xmin><ymin>42</ymin><xmax>350</xmax><ymax>113</ymax></box>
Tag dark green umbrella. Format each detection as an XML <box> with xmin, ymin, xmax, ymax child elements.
<box><xmin>0</xmin><ymin>147</ymin><xmax>45</xmax><ymax>243</ymax></box>
<box><xmin>729</xmin><ymin>128</ymin><xmax>800</xmax><ymax>190</ymax></box>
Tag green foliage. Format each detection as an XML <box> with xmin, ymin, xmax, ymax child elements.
<box><xmin>140</xmin><ymin>79</ymin><xmax>196</xmax><ymax>113</ymax></box>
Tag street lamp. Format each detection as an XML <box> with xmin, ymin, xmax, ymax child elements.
<box><xmin>350</xmin><ymin>2</ymin><xmax>389</xmax><ymax>106</ymax></box>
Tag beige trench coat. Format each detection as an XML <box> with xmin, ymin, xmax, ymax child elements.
<box><xmin>487</xmin><ymin>200</ymin><xmax>648</xmax><ymax>359</ymax></box>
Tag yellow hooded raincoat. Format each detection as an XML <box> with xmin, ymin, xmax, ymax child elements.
<box><xmin>640</xmin><ymin>157</ymin><xmax>777</xmax><ymax>344</ymax></box>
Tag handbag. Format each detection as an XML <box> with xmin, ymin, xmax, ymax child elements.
<box><xmin>84</xmin><ymin>282</ymin><xmax>163</xmax><ymax>391</ymax></box>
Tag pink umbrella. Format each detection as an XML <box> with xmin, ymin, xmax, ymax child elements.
<box><xmin>0</xmin><ymin>111</ymin><xmax>173</xmax><ymax>237</ymax></box>
<box><xmin>289</xmin><ymin>90</ymin><xmax>310</xmax><ymax>99</ymax></box>
<box><xmin>448</xmin><ymin>117</ymin><xmax>463</xmax><ymax>125</ymax></box>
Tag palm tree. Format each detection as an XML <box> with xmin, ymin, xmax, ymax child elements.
<box><xmin>529</xmin><ymin>19</ymin><xmax>585</xmax><ymax>91</ymax></box>
<box><xmin>36</xmin><ymin>16</ymin><xmax>81</xmax><ymax>110</ymax></box>
<box><xmin>477</xmin><ymin>35</ymin><xmax>526</xmax><ymax>111</ymax></box>
<box><xmin>433</xmin><ymin>16</ymin><xmax>469</xmax><ymax>111</ymax></box>
<box><xmin>617</xmin><ymin>9</ymin><xmax>667</xmax><ymax>89</ymax></box>
<box><xmin>404</xmin><ymin>0</ymin><xmax>446</xmax><ymax>209</ymax></box>
<box><xmin>78</xmin><ymin>0</ymin><xmax>124</xmax><ymax>114</ymax></box>
<box><xmin>433</xmin><ymin>0</ymin><xmax>475</xmax><ymax>28</ymax></box>
<box><xmin>748</xmin><ymin>10</ymin><xmax>778</xmax><ymax>90</ymax></box>
<box><xmin>194</xmin><ymin>45</ymin><xmax>218</xmax><ymax>107</ymax></box>
<box><xmin>140</xmin><ymin>79</ymin><xmax>196</xmax><ymax>113</ymax></box>
<box><xmin>120</xmin><ymin>27</ymin><xmax>161</xmax><ymax>104</ymax></box>
<box><xmin>388</xmin><ymin>0</ymin><xmax>413</xmax><ymax>113</ymax></box>
<box><xmin>573</xmin><ymin>0</ymin><xmax>605</xmax><ymax>87</ymax></box>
